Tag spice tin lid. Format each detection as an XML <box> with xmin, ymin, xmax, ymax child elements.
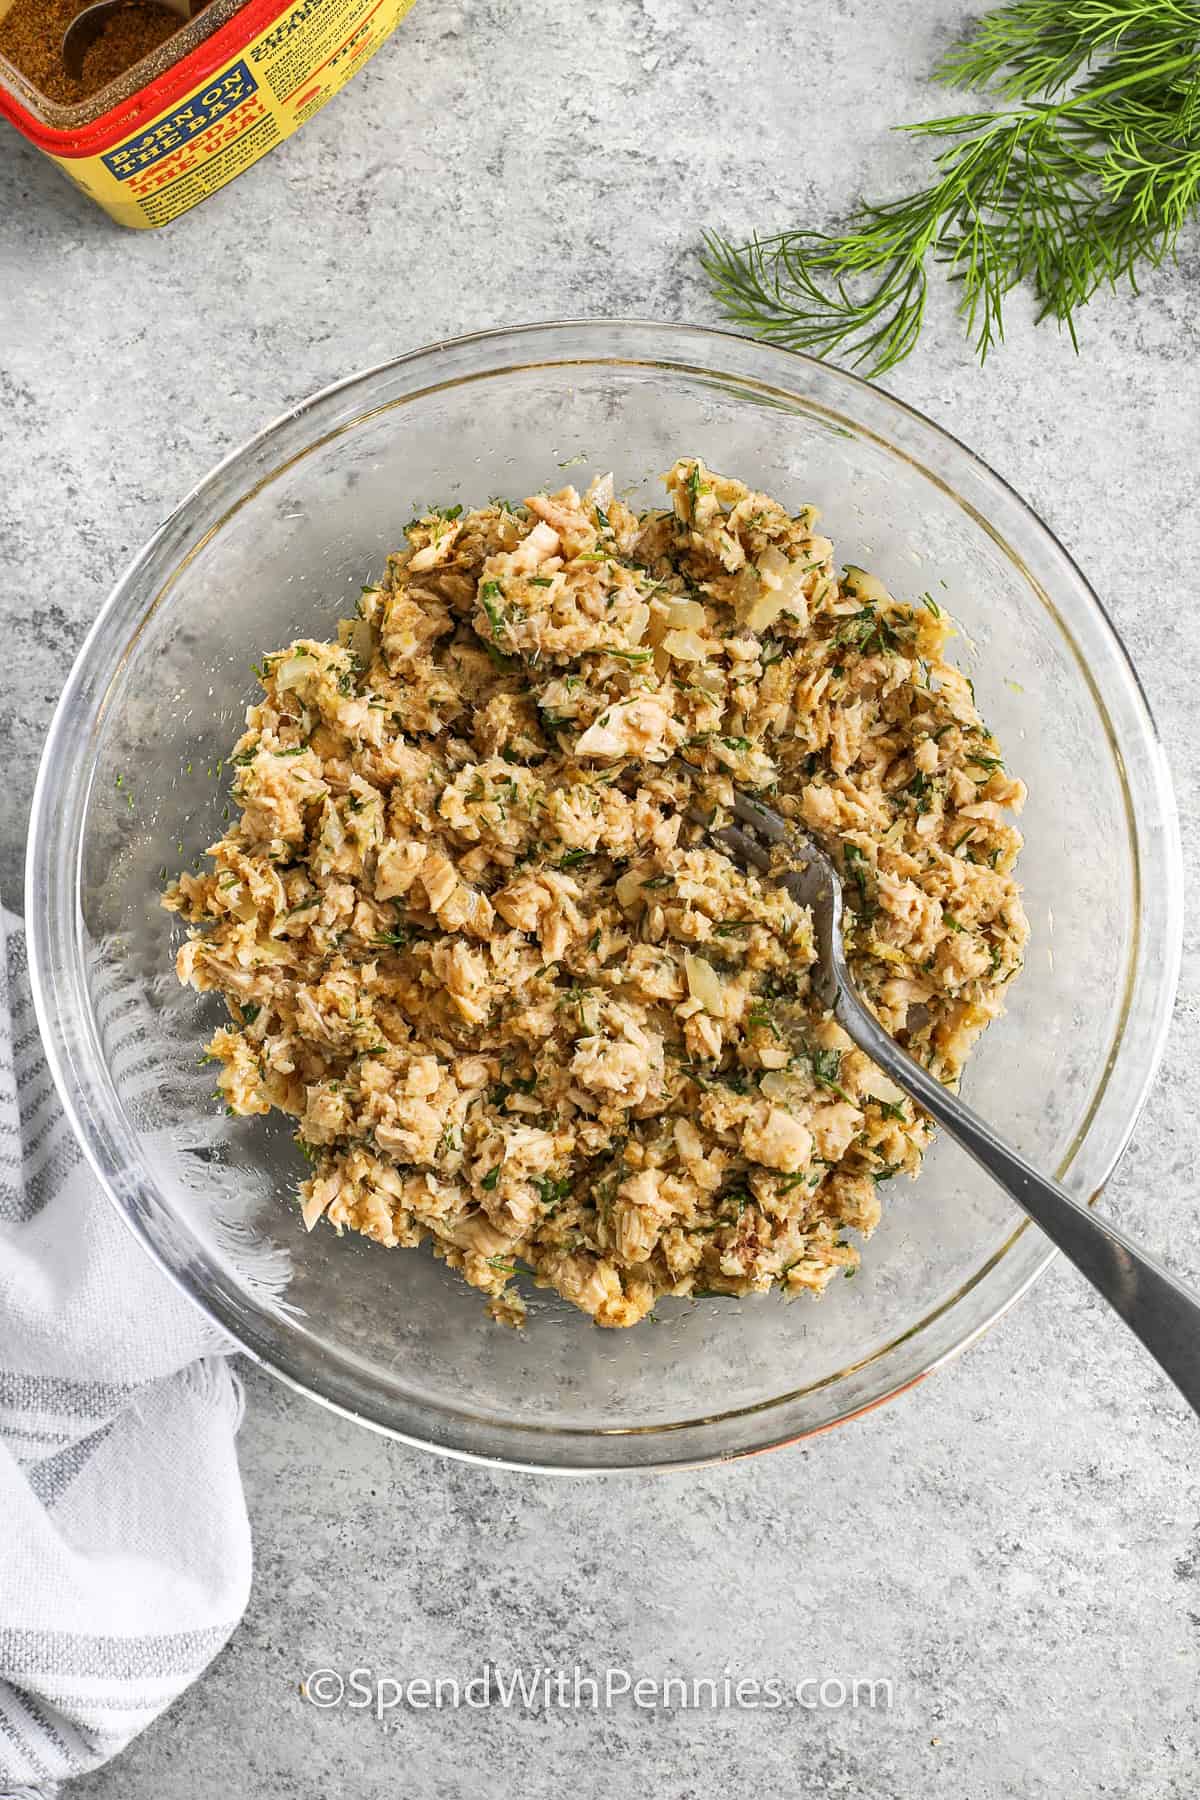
<box><xmin>0</xmin><ymin>0</ymin><xmax>278</xmax><ymax>147</ymax></box>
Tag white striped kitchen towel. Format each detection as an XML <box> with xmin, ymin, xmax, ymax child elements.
<box><xmin>0</xmin><ymin>908</ymin><xmax>251</xmax><ymax>1795</ymax></box>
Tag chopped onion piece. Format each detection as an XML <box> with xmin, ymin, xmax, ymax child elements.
<box><xmin>666</xmin><ymin>598</ymin><xmax>708</xmax><ymax>629</ymax></box>
<box><xmin>301</xmin><ymin>1186</ymin><xmax>331</xmax><ymax>1232</ymax></box>
<box><xmin>744</xmin><ymin>589</ymin><xmax>789</xmax><ymax>633</ymax></box>
<box><xmin>758</xmin><ymin>545</ymin><xmax>789</xmax><ymax>589</ymax></box>
<box><xmin>743</xmin><ymin>551</ymin><xmax>811</xmax><ymax>633</ymax></box>
<box><xmin>350</xmin><ymin>619</ymin><xmax>375</xmax><ymax>668</ymax></box>
<box><xmin>273</xmin><ymin>654</ymin><xmax>313</xmax><ymax>692</ymax></box>
<box><xmin>842</xmin><ymin>565</ymin><xmax>894</xmax><ymax>606</ymax></box>
<box><xmin>858</xmin><ymin>1064</ymin><xmax>907</xmax><ymax>1106</ymax></box>
<box><xmin>662</xmin><ymin>628</ymin><xmax>709</xmax><ymax>662</ymax></box>
<box><xmin>684</xmin><ymin>953</ymin><xmax>725</xmax><ymax>1017</ymax></box>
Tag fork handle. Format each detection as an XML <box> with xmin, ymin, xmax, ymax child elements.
<box><xmin>833</xmin><ymin>981</ymin><xmax>1200</xmax><ymax>1419</ymax></box>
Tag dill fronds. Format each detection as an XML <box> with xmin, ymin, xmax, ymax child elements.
<box><xmin>703</xmin><ymin>0</ymin><xmax>1200</xmax><ymax>372</ymax></box>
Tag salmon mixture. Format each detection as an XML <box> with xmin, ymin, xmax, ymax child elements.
<box><xmin>164</xmin><ymin>458</ymin><xmax>1029</xmax><ymax>1328</ymax></box>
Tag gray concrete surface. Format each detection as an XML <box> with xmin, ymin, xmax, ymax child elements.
<box><xmin>2</xmin><ymin>0</ymin><xmax>1199</xmax><ymax>1792</ymax></box>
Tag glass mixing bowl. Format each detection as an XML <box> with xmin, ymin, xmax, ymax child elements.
<box><xmin>25</xmin><ymin>321</ymin><xmax>1182</xmax><ymax>1472</ymax></box>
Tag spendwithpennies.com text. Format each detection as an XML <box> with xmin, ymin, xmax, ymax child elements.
<box><xmin>302</xmin><ymin>1665</ymin><xmax>895</xmax><ymax>1719</ymax></box>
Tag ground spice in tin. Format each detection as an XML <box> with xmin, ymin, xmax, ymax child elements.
<box><xmin>0</xmin><ymin>0</ymin><xmax>193</xmax><ymax>104</ymax></box>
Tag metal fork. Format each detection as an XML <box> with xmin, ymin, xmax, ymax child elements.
<box><xmin>714</xmin><ymin>790</ymin><xmax>1200</xmax><ymax>1419</ymax></box>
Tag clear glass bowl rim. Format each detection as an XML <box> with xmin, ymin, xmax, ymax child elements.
<box><xmin>24</xmin><ymin>319</ymin><xmax>1184</xmax><ymax>1473</ymax></box>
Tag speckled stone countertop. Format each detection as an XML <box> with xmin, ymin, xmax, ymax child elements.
<box><xmin>2</xmin><ymin>0</ymin><xmax>1199</xmax><ymax>1792</ymax></box>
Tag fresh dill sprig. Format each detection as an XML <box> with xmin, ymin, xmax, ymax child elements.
<box><xmin>936</xmin><ymin>0</ymin><xmax>1200</xmax><ymax>99</ymax></box>
<box><xmin>702</xmin><ymin>0</ymin><xmax>1200</xmax><ymax>372</ymax></box>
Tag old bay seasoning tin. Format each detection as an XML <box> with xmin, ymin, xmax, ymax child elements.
<box><xmin>0</xmin><ymin>0</ymin><xmax>416</xmax><ymax>227</ymax></box>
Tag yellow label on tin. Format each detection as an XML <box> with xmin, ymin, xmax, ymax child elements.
<box><xmin>51</xmin><ymin>0</ymin><xmax>415</xmax><ymax>228</ymax></box>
